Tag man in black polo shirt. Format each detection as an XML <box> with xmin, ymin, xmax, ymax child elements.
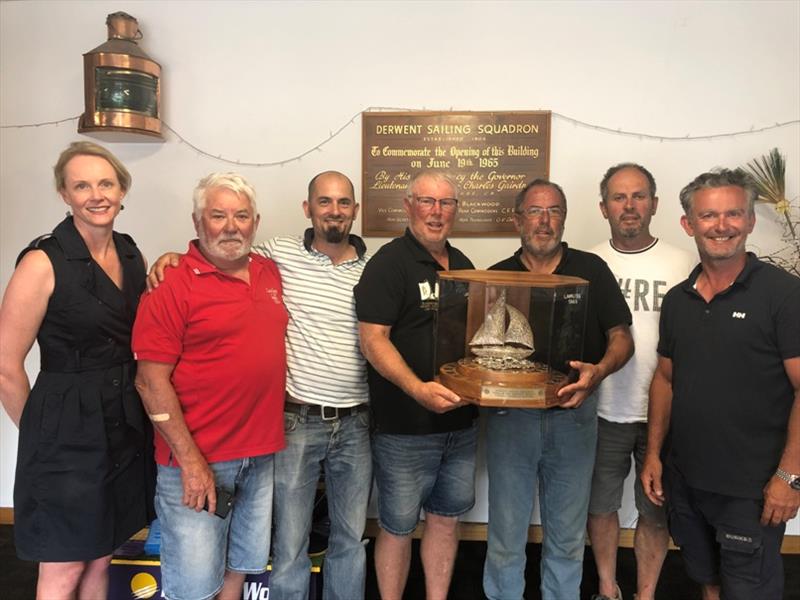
<box><xmin>641</xmin><ymin>169</ymin><xmax>800</xmax><ymax>600</ymax></box>
<box><xmin>355</xmin><ymin>170</ymin><xmax>477</xmax><ymax>600</ymax></box>
<box><xmin>483</xmin><ymin>179</ymin><xmax>633</xmax><ymax>600</ymax></box>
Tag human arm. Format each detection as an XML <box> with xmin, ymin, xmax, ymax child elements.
<box><xmin>145</xmin><ymin>252</ymin><xmax>182</xmax><ymax>291</ymax></box>
<box><xmin>641</xmin><ymin>355</ymin><xmax>674</xmax><ymax>506</ymax></box>
<box><xmin>557</xmin><ymin>323</ymin><xmax>634</xmax><ymax>409</ymax></box>
<box><xmin>0</xmin><ymin>251</ymin><xmax>54</xmax><ymax>426</ymax></box>
<box><xmin>359</xmin><ymin>322</ymin><xmax>462</xmax><ymax>413</ymax></box>
<box><xmin>761</xmin><ymin>356</ymin><xmax>800</xmax><ymax>526</ymax></box>
<box><xmin>134</xmin><ymin>360</ymin><xmax>217</xmax><ymax>513</ymax></box>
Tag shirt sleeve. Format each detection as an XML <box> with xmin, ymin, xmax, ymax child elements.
<box><xmin>251</xmin><ymin>238</ymin><xmax>275</xmax><ymax>259</ymax></box>
<box><xmin>131</xmin><ymin>271</ymin><xmax>189</xmax><ymax>364</ymax></box>
<box><xmin>354</xmin><ymin>250</ymin><xmax>406</xmax><ymax>326</ymax></box>
<box><xmin>656</xmin><ymin>288</ymin><xmax>677</xmax><ymax>359</ymax></box>
<box><xmin>776</xmin><ymin>283</ymin><xmax>800</xmax><ymax>360</ymax></box>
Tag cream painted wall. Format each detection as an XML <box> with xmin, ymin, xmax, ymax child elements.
<box><xmin>1</xmin><ymin>1</ymin><xmax>798</xmax><ymax>534</ymax></box>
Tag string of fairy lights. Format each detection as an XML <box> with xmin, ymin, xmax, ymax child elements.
<box><xmin>1</xmin><ymin>107</ymin><xmax>798</xmax><ymax>168</ymax></box>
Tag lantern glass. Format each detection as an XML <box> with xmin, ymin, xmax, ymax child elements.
<box><xmin>95</xmin><ymin>68</ymin><xmax>158</xmax><ymax>116</ymax></box>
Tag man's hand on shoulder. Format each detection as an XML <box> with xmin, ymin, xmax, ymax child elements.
<box><xmin>146</xmin><ymin>252</ymin><xmax>182</xmax><ymax>291</ymax></box>
<box><xmin>761</xmin><ymin>475</ymin><xmax>800</xmax><ymax>526</ymax></box>
<box><xmin>412</xmin><ymin>380</ymin><xmax>464</xmax><ymax>414</ymax></box>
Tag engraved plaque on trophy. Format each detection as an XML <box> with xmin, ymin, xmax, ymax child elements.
<box><xmin>435</xmin><ymin>270</ymin><xmax>588</xmax><ymax>408</ymax></box>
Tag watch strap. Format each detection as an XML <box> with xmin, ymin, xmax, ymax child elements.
<box><xmin>775</xmin><ymin>468</ymin><xmax>800</xmax><ymax>491</ymax></box>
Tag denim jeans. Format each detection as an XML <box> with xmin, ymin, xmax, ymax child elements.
<box><xmin>372</xmin><ymin>423</ymin><xmax>478</xmax><ymax>535</ymax></box>
<box><xmin>156</xmin><ymin>455</ymin><xmax>274</xmax><ymax>600</ymax></box>
<box><xmin>483</xmin><ymin>395</ymin><xmax>598</xmax><ymax>600</ymax></box>
<box><xmin>270</xmin><ymin>406</ymin><xmax>372</xmax><ymax>600</ymax></box>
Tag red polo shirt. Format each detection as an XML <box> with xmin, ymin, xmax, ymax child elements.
<box><xmin>132</xmin><ymin>241</ymin><xmax>288</xmax><ymax>465</ymax></box>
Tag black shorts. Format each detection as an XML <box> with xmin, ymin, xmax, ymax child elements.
<box><xmin>664</xmin><ymin>463</ymin><xmax>785</xmax><ymax>600</ymax></box>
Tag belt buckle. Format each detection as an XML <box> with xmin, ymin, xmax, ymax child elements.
<box><xmin>321</xmin><ymin>405</ymin><xmax>338</xmax><ymax>421</ymax></box>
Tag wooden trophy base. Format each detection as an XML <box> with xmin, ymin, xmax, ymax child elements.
<box><xmin>439</xmin><ymin>358</ymin><xmax>566</xmax><ymax>408</ymax></box>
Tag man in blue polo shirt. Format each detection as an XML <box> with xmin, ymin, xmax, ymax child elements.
<box><xmin>642</xmin><ymin>168</ymin><xmax>800</xmax><ymax>600</ymax></box>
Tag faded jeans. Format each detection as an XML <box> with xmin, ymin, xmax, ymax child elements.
<box><xmin>483</xmin><ymin>395</ymin><xmax>598</xmax><ymax>600</ymax></box>
<box><xmin>156</xmin><ymin>455</ymin><xmax>274</xmax><ymax>600</ymax></box>
<box><xmin>270</xmin><ymin>406</ymin><xmax>371</xmax><ymax>600</ymax></box>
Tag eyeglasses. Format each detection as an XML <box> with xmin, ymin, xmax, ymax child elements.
<box><xmin>517</xmin><ymin>206</ymin><xmax>566</xmax><ymax>220</ymax></box>
<box><xmin>415</xmin><ymin>196</ymin><xmax>459</xmax><ymax>212</ymax></box>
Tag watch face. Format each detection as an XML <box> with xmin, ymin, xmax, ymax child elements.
<box><xmin>792</xmin><ymin>478</ymin><xmax>800</xmax><ymax>492</ymax></box>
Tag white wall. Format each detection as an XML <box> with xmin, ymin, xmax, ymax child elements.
<box><xmin>2</xmin><ymin>0</ymin><xmax>798</xmax><ymax>534</ymax></box>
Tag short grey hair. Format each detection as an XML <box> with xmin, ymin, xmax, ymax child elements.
<box><xmin>679</xmin><ymin>168</ymin><xmax>757</xmax><ymax>215</ymax></box>
<box><xmin>192</xmin><ymin>172</ymin><xmax>258</xmax><ymax>217</ymax></box>
<box><xmin>405</xmin><ymin>170</ymin><xmax>459</xmax><ymax>199</ymax></box>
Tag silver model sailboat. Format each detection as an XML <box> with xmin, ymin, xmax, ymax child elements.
<box><xmin>469</xmin><ymin>289</ymin><xmax>534</xmax><ymax>364</ymax></box>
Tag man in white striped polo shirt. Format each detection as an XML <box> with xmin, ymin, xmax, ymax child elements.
<box><xmin>260</xmin><ymin>171</ymin><xmax>371</xmax><ymax>600</ymax></box>
<box><xmin>148</xmin><ymin>171</ymin><xmax>370</xmax><ymax>600</ymax></box>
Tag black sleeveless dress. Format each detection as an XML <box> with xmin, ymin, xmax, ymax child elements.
<box><xmin>13</xmin><ymin>216</ymin><xmax>155</xmax><ymax>562</ymax></box>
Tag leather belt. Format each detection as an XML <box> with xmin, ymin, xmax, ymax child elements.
<box><xmin>284</xmin><ymin>401</ymin><xmax>368</xmax><ymax>421</ymax></box>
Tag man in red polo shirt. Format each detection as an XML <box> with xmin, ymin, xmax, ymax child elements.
<box><xmin>133</xmin><ymin>172</ymin><xmax>288</xmax><ymax>600</ymax></box>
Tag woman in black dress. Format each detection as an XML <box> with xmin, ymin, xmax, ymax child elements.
<box><xmin>0</xmin><ymin>141</ymin><xmax>153</xmax><ymax>598</ymax></box>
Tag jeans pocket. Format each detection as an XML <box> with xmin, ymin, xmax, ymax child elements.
<box><xmin>717</xmin><ymin>527</ymin><xmax>763</xmax><ymax>583</ymax></box>
<box><xmin>356</xmin><ymin>409</ymin><xmax>370</xmax><ymax>429</ymax></box>
<box><xmin>283</xmin><ymin>411</ymin><xmax>300</xmax><ymax>433</ymax></box>
<box><xmin>569</xmin><ymin>396</ymin><xmax>598</xmax><ymax>426</ymax></box>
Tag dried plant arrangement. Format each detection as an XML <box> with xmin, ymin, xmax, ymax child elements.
<box><xmin>742</xmin><ymin>148</ymin><xmax>799</xmax><ymax>277</ymax></box>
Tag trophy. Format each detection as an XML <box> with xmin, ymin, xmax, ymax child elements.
<box><xmin>435</xmin><ymin>270</ymin><xmax>588</xmax><ymax>408</ymax></box>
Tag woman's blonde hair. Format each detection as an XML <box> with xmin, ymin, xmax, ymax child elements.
<box><xmin>53</xmin><ymin>141</ymin><xmax>131</xmax><ymax>192</ymax></box>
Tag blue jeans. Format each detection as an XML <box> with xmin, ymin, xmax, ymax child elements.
<box><xmin>372</xmin><ymin>423</ymin><xmax>478</xmax><ymax>535</ymax></box>
<box><xmin>270</xmin><ymin>406</ymin><xmax>372</xmax><ymax>600</ymax></box>
<box><xmin>156</xmin><ymin>455</ymin><xmax>274</xmax><ymax>600</ymax></box>
<box><xmin>483</xmin><ymin>396</ymin><xmax>598</xmax><ymax>600</ymax></box>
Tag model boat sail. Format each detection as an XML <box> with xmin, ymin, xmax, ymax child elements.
<box><xmin>469</xmin><ymin>289</ymin><xmax>534</xmax><ymax>361</ymax></box>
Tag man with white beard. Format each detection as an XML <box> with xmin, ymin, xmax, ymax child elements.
<box><xmin>133</xmin><ymin>172</ymin><xmax>288</xmax><ymax>600</ymax></box>
<box><xmin>147</xmin><ymin>171</ymin><xmax>372</xmax><ymax>600</ymax></box>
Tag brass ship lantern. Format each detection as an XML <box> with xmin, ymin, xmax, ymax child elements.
<box><xmin>78</xmin><ymin>12</ymin><xmax>163</xmax><ymax>141</ymax></box>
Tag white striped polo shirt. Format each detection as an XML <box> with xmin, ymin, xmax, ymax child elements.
<box><xmin>253</xmin><ymin>231</ymin><xmax>369</xmax><ymax>407</ymax></box>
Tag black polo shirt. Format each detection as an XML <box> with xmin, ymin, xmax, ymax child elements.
<box><xmin>354</xmin><ymin>228</ymin><xmax>476</xmax><ymax>435</ymax></box>
<box><xmin>490</xmin><ymin>243</ymin><xmax>631</xmax><ymax>365</ymax></box>
<box><xmin>658</xmin><ymin>253</ymin><xmax>800</xmax><ymax>499</ymax></box>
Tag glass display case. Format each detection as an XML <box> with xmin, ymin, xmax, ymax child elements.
<box><xmin>435</xmin><ymin>270</ymin><xmax>588</xmax><ymax>408</ymax></box>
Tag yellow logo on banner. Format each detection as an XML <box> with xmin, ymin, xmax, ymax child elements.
<box><xmin>131</xmin><ymin>572</ymin><xmax>159</xmax><ymax>599</ymax></box>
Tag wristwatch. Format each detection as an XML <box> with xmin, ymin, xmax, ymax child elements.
<box><xmin>775</xmin><ymin>468</ymin><xmax>800</xmax><ymax>491</ymax></box>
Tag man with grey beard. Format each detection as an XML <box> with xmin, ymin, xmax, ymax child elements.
<box><xmin>147</xmin><ymin>171</ymin><xmax>372</xmax><ymax>600</ymax></box>
<box><xmin>484</xmin><ymin>178</ymin><xmax>633</xmax><ymax>600</ymax></box>
<box><xmin>133</xmin><ymin>172</ymin><xmax>288</xmax><ymax>600</ymax></box>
